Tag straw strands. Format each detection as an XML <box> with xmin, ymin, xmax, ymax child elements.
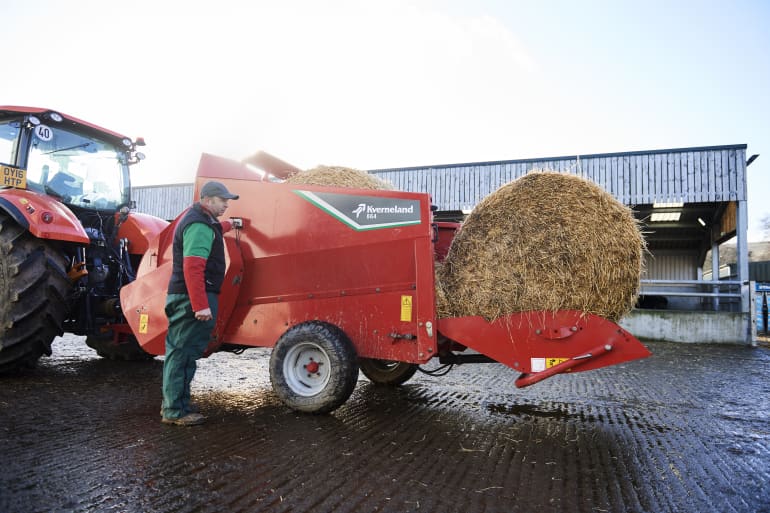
<box><xmin>285</xmin><ymin>166</ymin><xmax>394</xmax><ymax>190</ymax></box>
<box><xmin>437</xmin><ymin>171</ymin><xmax>645</xmax><ymax>322</ymax></box>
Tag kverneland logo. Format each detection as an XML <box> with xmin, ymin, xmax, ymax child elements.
<box><xmin>352</xmin><ymin>203</ymin><xmax>415</xmax><ymax>219</ymax></box>
<box><xmin>295</xmin><ymin>190</ymin><xmax>422</xmax><ymax>231</ymax></box>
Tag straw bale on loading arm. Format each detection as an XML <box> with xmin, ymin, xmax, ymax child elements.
<box><xmin>285</xmin><ymin>165</ymin><xmax>394</xmax><ymax>190</ymax></box>
<box><xmin>437</xmin><ymin>171</ymin><xmax>645</xmax><ymax>322</ymax></box>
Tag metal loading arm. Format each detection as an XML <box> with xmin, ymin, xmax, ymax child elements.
<box><xmin>437</xmin><ymin>311</ymin><xmax>651</xmax><ymax>387</ymax></box>
<box><xmin>513</xmin><ymin>342</ymin><xmax>613</xmax><ymax>388</ymax></box>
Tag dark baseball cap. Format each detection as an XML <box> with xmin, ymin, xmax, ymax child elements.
<box><xmin>200</xmin><ymin>181</ymin><xmax>239</xmax><ymax>200</ymax></box>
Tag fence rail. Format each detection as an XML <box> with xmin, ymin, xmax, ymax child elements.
<box><xmin>640</xmin><ymin>279</ymin><xmax>744</xmax><ymax>298</ymax></box>
<box><xmin>639</xmin><ymin>279</ymin><xmax>748</xmax><ymax>312</ymax></box>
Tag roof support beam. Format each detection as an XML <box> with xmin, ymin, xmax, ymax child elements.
<box><xmin>737</xmin><ymin>200</ymin><xmax>750</xmax><ymax>314</ymax></box>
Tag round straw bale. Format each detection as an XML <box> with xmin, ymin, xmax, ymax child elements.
<box><xmin>434</xmin><ymin>262</ymin><xmax>453</xmax><ymax>319</ymax></box>
<box><xmin>285</xmin><ymin>165</ymin><xmax>394</xmax><ymax>190</ymax></box>
<box><xmin>437</xmin><ymin>171</ymin><xmax>645</xmax><ymax>322</ymax></box>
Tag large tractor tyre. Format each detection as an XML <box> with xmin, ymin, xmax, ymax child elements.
<box><xmin>0</xmin><ymin>214</ymin><xmax>71</xmax><ymax>374</ymax></box>
<box><xmin>359</xmin><ymin>358</ymin><xmax>418</xmax><ymax>386</ymax></box>
<box><xmin>85</xmin><ymin>332</ymin><xmax>154</xmax><ymax>361</ymax></box>
<box><xmin>269</xmin><ymin>321</ymin><xmax>359</xmax><ymax>414</ymax></box>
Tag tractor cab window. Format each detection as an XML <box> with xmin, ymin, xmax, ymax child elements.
<box><xmin>0</xmin><ymin>119</ymin><xmax>20</xmax><ymax>166</ymax></box>
<box><xmin>26</xmin><ymin>126</ymin><xmax>127</xmax><ymax>210</ymax></box>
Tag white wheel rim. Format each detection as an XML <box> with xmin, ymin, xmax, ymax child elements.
<box><xmin>283</xmin><ymin>341</ymin><xmax>331</xmax><ymax>397</ymax></box>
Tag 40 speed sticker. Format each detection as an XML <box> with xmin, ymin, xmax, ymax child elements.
<box><xmin>34</xmin><ymin>124</ymin><xmax>53</xmax><ymax>141</ymax></box>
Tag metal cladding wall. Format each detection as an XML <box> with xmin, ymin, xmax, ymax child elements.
<box><xmin>644</xmin><ymin>251</ymin><xmax>700</xmax><ymax>280</ymax></box>
<box><xmin>132</xmin><ymin>183</ymin><xmax>194</xmax><ymax>221</ymax></box>
<box><xmin>370</xmin><ymin>144</ymin><xmax>748</xmax><ymax>209</ymax></box>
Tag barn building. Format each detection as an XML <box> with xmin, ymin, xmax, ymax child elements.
<box><xmin>132</xmin><ymin>143</ymin><xmax>758</xmax><ymax>344</ymax></box>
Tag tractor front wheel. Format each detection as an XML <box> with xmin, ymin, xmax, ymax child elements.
<box><xmin>359</xmin><ymin>358</ymin><xmax>418</xmax><ymax>385</ymax></box>
<box><xmin>0</xmin><ymin>213</ymin><xmax>71</xmax><ymax>373</ymax></box>
<box><xmin>269</xmin><ymin>322</ymin><xmax>359</xmax><ymax>414</ymax></box>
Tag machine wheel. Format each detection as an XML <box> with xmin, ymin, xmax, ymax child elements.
<box><xmin>85</xmin><ymin>332</ymin><xmax>154</xmax><ymax>361</ymax></box>
<box><xmin>359</xmin><ymin>358</ymin><xmax>418</xmax><ymax>385</ymax></box>
<box><xmin>0</xmin><ymin>214</ymin><xmax>71</xmax><ymax>373</ymax></box>
<box><xmin>269</xmin><ymin>321</ymin><xmax>359</xmax><ymax>414</ymax></box>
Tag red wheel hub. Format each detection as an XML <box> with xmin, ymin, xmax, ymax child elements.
<box><xmin>305</xmin><ymin>359</ymin><xmax>320</xmax><ymax>374</ymax></box>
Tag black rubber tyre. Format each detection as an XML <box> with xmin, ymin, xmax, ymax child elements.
<box><xmin>359</xmin><ymin>358</ymin><xmax>418</xmax><ymax>385</ymax></box>
<box><xmin>269</xmin><ymin>321</ymin><xmax>359</xmax><ymax>414</ymax></box>
<box><xmin>85</xmin><ymin>332</ymin><xmax>154</xmax><ymax>361</ymax></box>
<box><xmin>0</xmin><ymin>213</ymin><xmax>71</xmax><ymax>374</ymax></box>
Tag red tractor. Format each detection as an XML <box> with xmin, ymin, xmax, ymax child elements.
<box><xmin>0</xmin><ymin>106</ymin><xmax>168</xmax><ymax>372</ymax></box>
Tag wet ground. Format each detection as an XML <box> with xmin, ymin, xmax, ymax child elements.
<box><xmin>1</xmin><ymin>335</ymin><xmax>769</xmax><ymax>513</ymax></box>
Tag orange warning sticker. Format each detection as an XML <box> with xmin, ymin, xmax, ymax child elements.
<box><xmin>400</xmin><ymin>295</ymin><xmax>413</xmax><ymax>322</ymax></box>
<box><xmin>546</xmin><ymin>357</ymin><xmax>568</xmax><ymax>368</ymax></box>
<box><xmin>139</xmin><ymin>313</ymin><xmax>149</xmax><ymax>334</ymax></box>
<box><xmin>532</xmin><ymin>357</ymin><xmax>569</xmax><ymax>372</ymax></box>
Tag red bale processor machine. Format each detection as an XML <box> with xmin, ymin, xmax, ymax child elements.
<box><xmin>121</xmin><ymin>152</ymin><xmax>651</xmax><ymax>413</ymax></box>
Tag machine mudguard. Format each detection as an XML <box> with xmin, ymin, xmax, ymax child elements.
<box><xmin>119</xmin><ymin>217</ymin><xmax>243</xmax><ymax>356</ymax></box>
<box><xmin>0</xmin><ymin>188</ymin><xmax>88</xmax><ymax>243</ymax></box>
<box><xmin>438</xmin><ymin>311</ymin><xmax>651</xmax><ymax>387</ymax></box>
<box><xmin>116</xmin><ymin>211</ymin><xmax>169</xmax><ymax>255</ymax></box>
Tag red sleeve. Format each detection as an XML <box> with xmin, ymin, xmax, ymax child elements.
<box><xmin>183</xmin><ymin>256</ymin><xmax>209</xmax><ymax>312</ymax></box>
<box><xmin>220</xmin><ymin>220</ymin><xmax>233</xmax><ymax>233</ymax></box>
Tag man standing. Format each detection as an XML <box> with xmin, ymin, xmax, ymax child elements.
<box><xmin>161</xmin><ymin>181</ymin><xmax>239</xmax><ymax>426</ymax></box>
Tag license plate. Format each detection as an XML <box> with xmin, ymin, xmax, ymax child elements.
<box><xmin>1</xmin><ymin>164</ymin><xmax>27</xmax><ymax>189</ymax></box>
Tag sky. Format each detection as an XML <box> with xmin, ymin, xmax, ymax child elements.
<box><xmin>3</xmin><ymin>0</ymin><xmax>770</xmax><ymax>239</ymax></box>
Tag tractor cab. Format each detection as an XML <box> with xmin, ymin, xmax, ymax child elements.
<box><xmin>0</xmin><ymin>107</ymin><xmax>144</xmax><ymax>212</ymax></box>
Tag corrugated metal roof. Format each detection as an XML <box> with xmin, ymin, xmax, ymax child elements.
<box><xmin>130</xmin><ymin>144</ymin><xmax>749</xmax><ymax>255</ymax></box>
<box><xmin>370</xmin><ymin>144</ymin><xmax>748</xmax><ymax>210</ymax></box>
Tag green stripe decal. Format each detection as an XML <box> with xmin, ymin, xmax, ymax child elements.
<box><xmin>294</xmin><ymin>190</ymin><xmax>421</xmax><ymax>231</ymax></box>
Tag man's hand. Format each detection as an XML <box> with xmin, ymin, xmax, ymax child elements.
<box><xmin>194</xmin><ymin>308</ymin><xmax>213</xmax><ymax>321</ymax></box>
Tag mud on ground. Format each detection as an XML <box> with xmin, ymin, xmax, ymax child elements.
<box><xmin>1</xmin><ymin>335</ymin><xmax>769</xmax><ymax>513</ymax></box>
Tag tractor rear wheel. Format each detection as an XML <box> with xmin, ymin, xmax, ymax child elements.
<box><xmin>0</xmin><ymin>214</ymin><xmax>71</xmax><ymax>374</ymax></box>
<box><xmin>269</xmin><ymin>321</ymin><xmax>359</xmax><ymax>414</ymax></box>
<box><xmin>359</xmin><ymin>359</ymin><xmax>418</xmax><ymax>385</ymax></box>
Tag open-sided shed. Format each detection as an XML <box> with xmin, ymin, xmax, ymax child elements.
<box><xmin>133</xmin><ymin>144</ymin><xmax>757</xmax><ymax>343</ymax></box>
<box><xmin>370</xmin><ymin>144</ymin><xmax>756</xmax><ymax>344</ymax></box>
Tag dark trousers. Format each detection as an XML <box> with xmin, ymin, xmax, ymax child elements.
<box><xmin>161</xmin><ymin>292</ymin><xmax>218</xmax><ymax>419</ymax></box>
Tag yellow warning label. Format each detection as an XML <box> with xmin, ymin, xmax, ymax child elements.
<box><xmin>546</xmin><ymin>357</ymin><xmax>568</xmax><ymax>368</ymax></box>
<box><xmin>139</xmin><ymin>313</ymin><xmax>149</xmax><ymax>334</ymax></box>
<box><xmin>400</xmin><ymin>295</ymin><xmax>413</xmax><ymax>322</ymax></box>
